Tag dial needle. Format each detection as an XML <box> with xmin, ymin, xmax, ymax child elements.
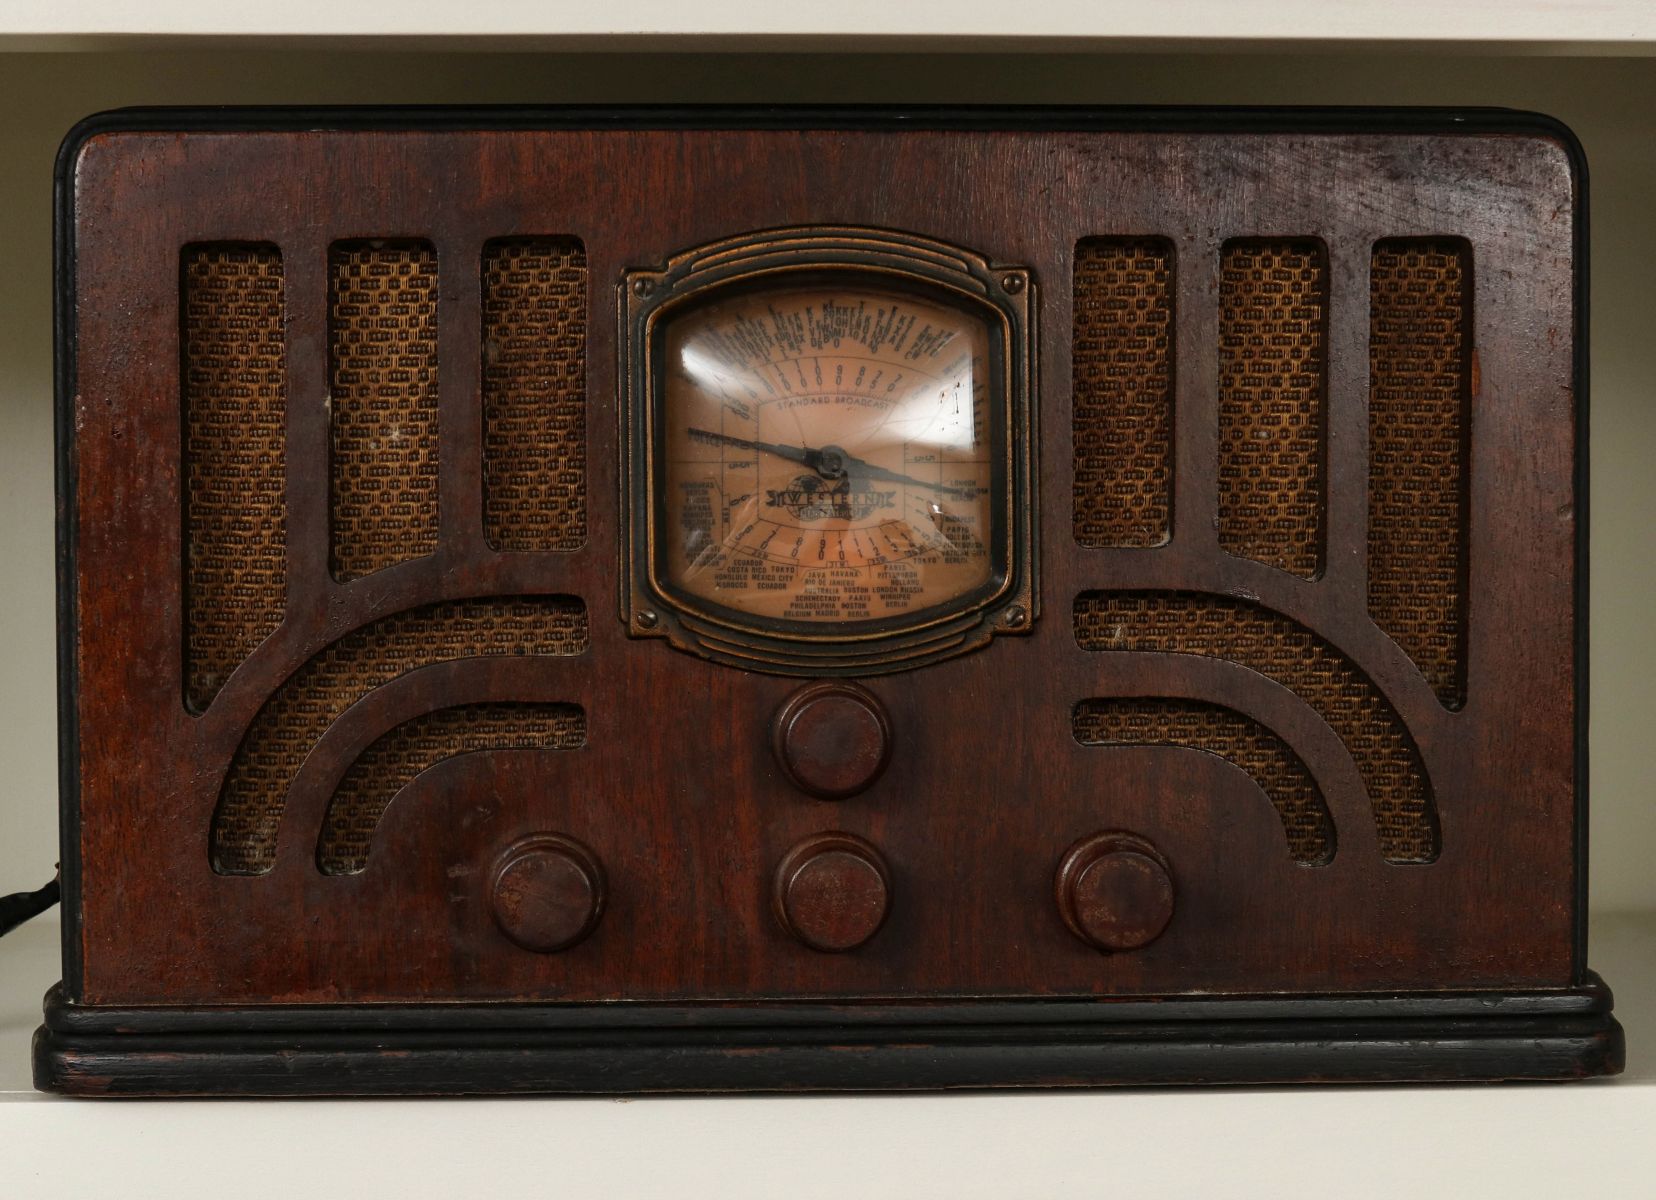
<box><xmin>688</xmin><ymin>427</ymin><xmax>823</xmax><ymax>472</ymax></box>
<box><xmin>841</xmin><ymin>457</ymin><xmax>978</xmax><ymax>500</ymax></box>
<box><xmin>687</xmin><ymin>427</ymin><xmax>977</xmax><ymax>499</ymax></box>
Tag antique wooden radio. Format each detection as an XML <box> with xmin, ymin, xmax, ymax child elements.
<box><xmin>34</xmin><ymin>107</ymin><xmax>1622</xmax><ymax>1095</ymax></box>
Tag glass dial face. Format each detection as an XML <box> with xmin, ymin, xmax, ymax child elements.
<box><xmin>656</xmin><ymin>282</ymin><xmax>999</xmax><ymax>625</ymax></box>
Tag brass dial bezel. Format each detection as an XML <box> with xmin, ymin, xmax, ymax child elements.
<box><xmin>620</xmin><ymin>226</ymin><xmax>1037</xmax><ymax>675</ymax></box>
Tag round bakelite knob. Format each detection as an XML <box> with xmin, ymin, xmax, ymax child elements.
<box><xmin>489</xmin><ymin>834</ymin><xmax>606</xmax><ymax>953</ymax></box>
<box><xmin>772</xmin><ymin>682</ymin><xmax>891</xmax><ymax>800</ymax></box>
<box><xmin>1055</xmin><ymin>832</ymin><xmax>1175</xmax><ymax>953</ymax></box>
<box><xmin>773</xmin><ymin>833</ymin><xmax>891</xmax><ymax>952</ymax></box>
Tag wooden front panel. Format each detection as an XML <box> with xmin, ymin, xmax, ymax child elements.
<box><xmin>64</xmin><ymin>118</ymin><xmax>1580</xmax><ymax>1005</ymax></box>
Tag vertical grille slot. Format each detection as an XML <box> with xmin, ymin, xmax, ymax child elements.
<box><xmin>1369</xmin><ymin>239</ymin><xmax>1471</xmax><ymax>708</ymax></box>
<box><xmin>181</xmin><ymin>244</ymin><xmax>288</xmax><ymax>712</ymax></box>
<box><xmin>1072</xmin><ymin>238</ymin><xmax>1175</xmax><ymax>547</ymax></box>
<box><xmin>328</xmin><ymin>240</ymin><xmax>440</xmax><ymax>580</ymax></box>
<box><xmin>481</xmin><ymin>238</ymin><xmax>588</xmax><ymax>551</ymax></box>
<box><xmin>1218</xmin><ymin>240</ymin><xmax>1327</xmax><ymax>577</ymax></box>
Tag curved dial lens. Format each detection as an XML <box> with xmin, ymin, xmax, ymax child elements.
<box><xmin>658</xmin><ymin>283</ymin><xmax>998</xmax><ymax>624</ymax></box>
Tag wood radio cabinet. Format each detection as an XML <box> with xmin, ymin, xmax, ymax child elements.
<box><xmin>34</xmin><ymin>107</ymin><xmax>1622</xmax><ymax>1095</ymax></box>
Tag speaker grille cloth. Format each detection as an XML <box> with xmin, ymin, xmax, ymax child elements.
<box><xmin>1074</xmin><ymin>698</ymin><xmax>1333</xmax><ymax>863</ymax></box>
<box><xmin>1218</xmin><ymin>240</ymin><xmax>1327</xmax><ymax>578</ymax></box>
<box><xmin>211</xmin><ymin>597</ymin><xmax>588</xmax><ymax>874</ymax></box>
<box><xmin>1074</xmin><ymin>591</ymin><xmax>1437</xmax><ymax>862</ymax></box>
<box><xmin>318</xmin><ymin>701</ymin><xmax>587</xmax><ymax>874</ymax></box>
<box><xmin>181</xmin><ymin>245</ymin><xmax>288</xmax><ymax>712</ymax></box>
<box><xmin>1072</xmin><ymin>238</ymin><xmax>1174</xmax><ymax>547</ymax></box>
<box><xmin>482</xmin><ymin>238</ymin><xmax>588</xmax><ymax>551</ymax></box>
<box><xmin>328</xmin><ymin>240</ymin><xmax>440</xmax><ymax>580</ymax></box>
<box><xmin>1369</xmin><ymin>239</ymin><xmax>1470</xmax><ymax>708</ymax></box>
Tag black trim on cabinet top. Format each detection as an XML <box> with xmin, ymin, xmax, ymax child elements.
<box><xmin>56</xmin><ymin>103</ymin><xmax>1590</xmax><ymax>148</ymax></box>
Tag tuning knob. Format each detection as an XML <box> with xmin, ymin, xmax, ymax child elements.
<box><xmin>1055</xmin><ymin>832</ymin><xmax>1175</xmax><ymax>952</ymax></box>
<box><xmin>772</xmin><ymin>682</ymin><xmax>892</xmax><ymax>800</ymax></box>
<box><xmin>773</xmin><ymin>833</ymin><xmax>891</xmax><ymax>952</ymax></box>
<box><xmin>489</xmin><ymin>834</ymin><xmax>606</xmax><ymax>953</ymax></box>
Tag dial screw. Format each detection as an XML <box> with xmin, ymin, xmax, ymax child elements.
<box><xmin>1004</xmin><ymin>604</ymin><xmax>1027</xmax><ymax>627</ymax></box>
<box><xmin>635</xmin><ymin>610</ymin><xmax>659</xmax><ymax>629</ymax></box>
<box><xmin>632</xmin><ymin>278</ymin><xmax>655</xmax><ymax>298</ymax></box>
<box><xmin>1001</xmin><ymin>273</ymin><xmax>1025</xmax><ymax>294</ymax></box>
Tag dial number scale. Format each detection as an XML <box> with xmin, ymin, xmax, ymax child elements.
<box><xmin>659</xmin><ymin>285</ymin><xmax>998</xmax><ymax>624</ymax></box>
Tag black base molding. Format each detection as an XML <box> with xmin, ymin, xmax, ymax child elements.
<box><xmin>34</xmin><ymin>977</ymin><xmax>1624</xmax><ymax>1097</ymax></box>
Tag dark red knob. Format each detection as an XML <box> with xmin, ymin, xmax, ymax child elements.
<box><xmin>773</xmin><ymin>833</ymin><xmax>891</xmax><ymax>952</ymax></box>
<box><xmin>489</xmin><ymin>834</ymin><xmax>606</xmax><ymax>953</ymax></box>
<box><xmin>772</xmin><ymin>682</ymin><xmax>891</xmax><ymax>800</ymax></box>
<box><xmin>1055</xmin><ymin>832</ymin><xmax>1175</xmax><ymax>952</ymax></box>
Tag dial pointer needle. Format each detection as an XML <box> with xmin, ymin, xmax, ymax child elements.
<box><xmin>688</xmin><ymin>427</ymin><xmax>821</xmax><ymax>471</ymax></box>
<box><xmin>688</xmin><ymin>427</ymin><xmax>975</xmax><ymax>500</ymax></box>
<box><xmin>836</xmin><ymin>455</ymin><xmax>977</xmax><ymax>500</ymax></box>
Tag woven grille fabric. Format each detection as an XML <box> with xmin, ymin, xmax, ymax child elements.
<box><xmin>1075</xmin><ymin>591</ymin><xmax>1438</xmax><ymax>862</ymax></box>
<box><xmin>318</xmin><ymin>702</ymin><xmax>586</xmax><ymax>874</ymax></box>
<box><xmin>328</xmin><ymin>241</ymin><xmax>440</xmax><ymax>580</ymax></box>
<box><xmin>1218</xmin><ymin>241</ymin><xmax>1327</xmax><ymax>578</ymax></box>
<box><xmin>1369</xmin><ymin>239</ymin><xmax>1470</xmax><ymax>708</ymax></box>
<box><xmin>482</xmin><ymin>238</ymin><xmax>588</xmax><ymax>551</ymax></box>
<box><xmin>1074</xmin><ymin>697</ymin><xmax>1334</xmax><ymax>863</ymax></box>
<box><xmin>182</xmin><ymin>244</ymin><xmax>288</xmax><ymax>711</ymax></box>
<box><xmin>211</xmin><ymin>598</ymin><xmax>588</xmax><ymax>874</ymax></box>
<box><xmin>1072</xmin><ymin>238</ymin><xmax>1175</xmax><ymax>547</ymax></box>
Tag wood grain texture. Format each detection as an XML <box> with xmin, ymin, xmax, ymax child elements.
<box><xmin>62</xmin><ymin>116</ymin><xmax>1581</xmax><ymax>1017</ymax></box>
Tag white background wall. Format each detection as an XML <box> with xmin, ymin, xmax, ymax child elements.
<box><xmin>0</xmin><ymin>49</ymin><xmax>1651</xmax><ymax>914</ymax></box>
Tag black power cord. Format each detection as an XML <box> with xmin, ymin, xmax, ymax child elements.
<box><xmin>0</xmin><ymin>873</ymin><xmax>60</xmax><ymax>937</ymax></box>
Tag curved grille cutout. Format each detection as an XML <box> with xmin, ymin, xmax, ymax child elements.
<box><xmin>318</xmin><ymin>702</ymin><xmax>586</xmax><ymax>875</ymax></box>
<box><xmin>482</xmin><ymin>238</ymin><xmax>588</xmax><ymax>551</ymax></box>
<box><xmin>1218</xmin><ymin>240</ymin><xmax>1327</xmax><ymax>578</ymax></box>
<box><xmin>211</xmin><ymin>597</ymin><xmax>588</xmax><ymax>874</ymax></box>
<box><xmin>1072</xmin><ymin>238</ymin><xmax>1175</xmax><ymax>547</ymax></box>
<box><xmin>1074</xmin><ymin>591</ymin><xmax>1437</xmax><ymax>862</ymax></box>
<box><xmin>328</xmin><ymin>240</ymin><xmax>440</xmax><ymax>581</ymax></box>
<box><xmin>1073</xmin><ymin>698</ymin><xmax>1333</xmax><ymax>864</ymax></box>
<box><xmin>182</xmin><ymin>244</ymin><xmax>288</xmax><ymax>712</ymax></box>
<box><xmin>1369</xmin><ymin>239</ymin><xmax>1470</xmax><ymax>708</ymax></box>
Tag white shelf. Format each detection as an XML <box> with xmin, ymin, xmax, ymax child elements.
<box><xmin>3</xmin><ymin>0</ymin><xmax>1655</xmax><ymax>54</ymax></box>
<box><xmin>1</xmin><ymin>910</ymin><xmax>1652</xmax><ymax>1198</ymax></box>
